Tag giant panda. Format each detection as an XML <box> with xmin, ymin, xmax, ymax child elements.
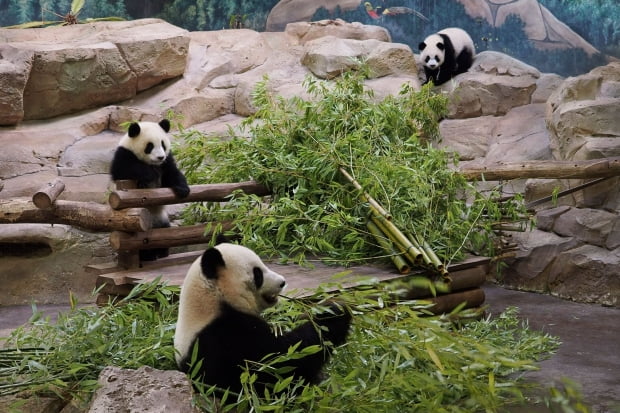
<box><xmin>174</xmin><ymin>241</ymin><xmax>352</xmax><ymax>394</ymax></box>
<box><xmin>110</xmin><ymin>119</ymin><xmax>190</xmax><ymax>261</ymax></box>
<box><xmin>418</xmin><ymin>27</ymin><xmax>475</xmax><ymax>86</ymax></box>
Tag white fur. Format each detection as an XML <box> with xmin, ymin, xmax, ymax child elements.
<box><xmin>174</xmin><ymin>243</ymin><xmax>286</xmax><ymax>364</ymax></box>
<box><xmin>118</xmin><ymin>121</ymin><xmax>171</xmax><ymax>166</ymax></box>
<box><xmin>421</xmin><ymin>27</ymin><xmax>475</xmax><ymax>70</ymax></box>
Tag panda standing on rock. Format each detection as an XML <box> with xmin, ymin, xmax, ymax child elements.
<box><xmin>419</xmin><ymin>27</ymin><xmax>476</xmax><ymax>86</ymax></box>
<box><xmin>110</xmin><ymin>119</ymin><xmax>190</xmax><ymax>261</ymax></box>
<box><xmin>174</xmin><ymin>239</ymin><xmax>352</xmax><ymax>394</ymax></box>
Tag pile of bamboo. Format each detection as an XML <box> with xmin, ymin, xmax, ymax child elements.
<box><xmin>340</xmin><ymin>168</ymin><xmax>447</xmax><ymax>277</ymax></box>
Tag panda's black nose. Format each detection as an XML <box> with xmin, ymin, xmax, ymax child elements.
<box><xmin>280</xmin><ymin>280</ymin><xmax>286</xmax><ymax>288</ymax></box>
<box><xmin>157</xmin><ymin>156</ymin><xmax>165</xmax><ymax>161</ymax></box>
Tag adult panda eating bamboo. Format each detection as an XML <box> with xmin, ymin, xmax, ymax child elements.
<box><xmin>173</xmin><ymin>239</ymin><xmax>352</xmax><ymax>393</ymax></box>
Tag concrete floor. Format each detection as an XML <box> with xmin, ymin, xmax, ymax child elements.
<box><xmin>484</xmin><ymin>284</ymin><xmax>620</xmax><ymax>413</ymax></box>
<box><xmin>1</xmin><ymin>284</ymin><xmax>618</xmax><ymax>412</ymax></box>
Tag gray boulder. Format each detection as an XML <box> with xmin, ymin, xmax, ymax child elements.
<box><xmin>88</xmin><ymin>366</ymin><xmax>199</xmax><ymax>413</ymax></box>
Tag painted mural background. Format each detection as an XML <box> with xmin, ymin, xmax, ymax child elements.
<box><xmin>1</xmin><ymin>0</ymin><xmax>617</xmax><ymax>76</ymax></box>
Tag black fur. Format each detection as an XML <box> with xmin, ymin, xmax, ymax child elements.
<box><xmin>200</xmin><ymin>247</ymin><xmax>226</xmax><ymax>279</ymax></box>
<box><xmin>420</xmin><ymin>33</ymin><xmax>474</xmax><ymax>86</ymax></box>
<box><xmin>177</xmin><ymin>300</ymin><xmax>351</xmax><ymax>394</ymax></box>
<box><xmin>109</xmin><ymin>147</ymin><xmax>189</xmax><ymax>196</ymax></box>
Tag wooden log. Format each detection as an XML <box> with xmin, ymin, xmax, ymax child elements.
<box><xmin>459</xmin><ymin>157</ymin><xmax>620</xmax><ymax>181</ymax></box>
<box><xmin>32</xmin><ymin>179</ymin><xmax>66</xmax><ymax>209</ymax></box>
<box><xmin>426</xmin><ymin>288</ymin><xmax>485</xmax><ymax>314</ymax></box>
<box><xmin>404</xmin><ymin>266</ymin><xmax>487</xmax><ymax>299</ymax></box>
<box><xmin>108</xmin><ymin>181</ymin><xmax>270</xmax><ymax>210</ymax></box>
<box><xmin>109</xmin><ymin>222</ymin><xmax>234</xmax><ymax>251</ymax></box>
<box><xmin>0</xmin><ymin>198</ymin><xmax>151</xmax><ymax>232</ymax></box>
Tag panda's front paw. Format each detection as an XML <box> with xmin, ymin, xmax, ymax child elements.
<box><xmin>173</xmin><ymin>185</ymin><xmax>190</xmax><ymax>198</ymax></box>
<box><xmin>315</xmin><ymin>300</ymin><xmax>352</xmax><ymax>346</ymax></box>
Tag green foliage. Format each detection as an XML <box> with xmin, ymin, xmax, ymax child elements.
<box><xmin>176</xmin><ymin>71</ymin><xmax>527</xmax><ymax>266</ymax></box>
<box><xmin>0</xmin><ymin>280</ymin><xmax>575</xmax><ymax>412</ymax></box>
<box><xmin>0</xmin><ymin>280</ymin><xmax>179</xmax><ymax>399</ymax></box>
<box><xmin>192</xmin><ymin>284</ymin><xmax>562</xmax><ymax>413</ymax></box>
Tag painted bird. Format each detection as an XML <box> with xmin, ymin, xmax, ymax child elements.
<box><xmin>364</xmin><ymin>1</ymin><xmax>429</xmax><ymax>21</ymax></box>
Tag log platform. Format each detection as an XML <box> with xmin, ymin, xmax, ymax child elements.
<box><xmin>94</xmin><ymin>251</ymin><xmax>490</xmax><ymax>312</ymax></box>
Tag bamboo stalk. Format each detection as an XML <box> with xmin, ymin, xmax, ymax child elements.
<box><xmin>370</xmin><ymin>214</ymin><xmax>422</xmax><ymax>265</ymax></box>
<box><xmin>406</xmin><ymin>233</ymin><xmax>431</xmax><ymax>266</ymax></box>
<box><xmin>339</xmin><ymin>166</ymin><xmax>447</xmax><ymax>276</ymax></box>
<box><xmin>339</xmin><ymin>168</ymin><xmax>391</xmax><ymax>220</ymax></box>
<box><xmin>367</xmin><ymin>220</ymin><xmax>410</xmax><ymax>274</ymax></box>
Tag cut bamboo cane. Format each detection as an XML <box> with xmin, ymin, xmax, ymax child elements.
<box><xmin>406</xmin><ymin>233</ymin><xmax>431</xmax><ymax>266</ymax></box>
<box><xmin>367</xmin><ymin>220</ymin><xmax>410</xmax><ymax>274</ymax></box>
<box><xmin>339</xmin><ymin>168</ymin><xmax>391</xmax><ymax>220</ymax></box>
<box><xmin>370</xmin><ymin>214</ymin><xmax>422</xmax><ymax>265</ymax></box>
<box><xmin>339</xmin><ymin>166</ymin><xmax>446</xmax><ymax>276</ymax></box>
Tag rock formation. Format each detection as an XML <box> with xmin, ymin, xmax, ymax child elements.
<box><xmin>0</xmin><ymin>18</ymin><xmax>618</xmax><ymax>307</ymax></box>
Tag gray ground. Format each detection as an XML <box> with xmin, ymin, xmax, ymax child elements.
<box><xmin>0</xmin><ymin>284</ymin><xmax>618</xmax><ymax>412</ymax></box>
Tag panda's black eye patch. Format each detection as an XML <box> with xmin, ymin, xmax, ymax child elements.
<box><xmin>253</xmin><ymin>267</ymin><xmax>264</xmax><ymax>288</ymax></box>
<box><xmin>425</xmin><ymin>56</ymin><xmax>430</xmax><ymax>63</ymax></box>
<box><xmin>145</xmin><ymin>142</ymin><xmax>154</xmax><ymax>154</ymax></box>
<box><xmin>161</xmin><ymin>140</ymin><xmax>167</xmax><ymax>152</ymax></box>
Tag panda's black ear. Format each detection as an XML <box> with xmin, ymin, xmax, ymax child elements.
<box><xmin>436</xmin><ymin>42</ymin><xmax>445</xmax><ymax>51</ymax></box>
<box><xmin>200</xmin><ymin>247</ymin><xmax>225</xmax><ymax>279</ymax></box>
<box><xmin>128</xmin><ymin>122</ymin><xmax>141</xmax><ymax>138</ymax></box>
<box><xmin>419</xmin><ymin>42</ymin><xmax>426</xmax><ymax>51</ymax></box>
<box><xmin>159</xmin><ymin>119</ymin><xmax>171</xmax><ymax>133</ymax></box>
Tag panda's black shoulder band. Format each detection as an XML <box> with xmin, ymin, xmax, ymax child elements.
<box><xmin>201</xmin><ymin>247</ymin><xmax>225</xmax><ymax>279</ymax></box>
<box><xmin>128</xmin><ymin>122</ymin><xmax>141</xmax><ymax>138</ymax></box>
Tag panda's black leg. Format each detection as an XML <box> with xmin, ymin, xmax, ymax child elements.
<box><xmin>155</xmin><ymin>247</ymin><xmax>170</xmax><ymax>258</ymax></box>
<box><xmin>139</xmin><ymin>249</ymin><xmax>160</xmax><ymax>261</ymax></box>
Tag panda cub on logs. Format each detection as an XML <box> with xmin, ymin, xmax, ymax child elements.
<box><xmin>174</xmin><ymin>240</ymin><xmax>352</xmax><ymax>393</ymax></box>
<box><xmin>110</xmin><ymin>119</ymin><xmax>189</xmax><ymax>261</ymax></box>
<box><xmin>419</xmin><ymin>27</ymin><xmax>475</xmax><ymax>86</ymax></box>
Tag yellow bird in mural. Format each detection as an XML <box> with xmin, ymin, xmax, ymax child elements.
<box><xmin>364</xmin><ymin>1</ymin><xmax>429</xmax><ymax>21</ymax></box>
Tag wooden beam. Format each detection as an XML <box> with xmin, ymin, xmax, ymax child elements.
<box><xmin>109</xmin><ymin>222</ymin><xmax>234</xmax><ymax>251</ymax></box>
<box><xmin>0</xmin><ymin>198</ymin><xmax>151</xmax><ymax>232</ymax></box>
<box><xmin>32</xmin><ymin>179</ymin><xmax>65</xmax><ymax>209</ymax></box>
<box><xmin>108</xmin><ymin>181</ymin><xmax>270</xmax><ymax>210</ymax></box>
<box><xmin>458</xmin><ymin>157</ymin><xmax>620</xmax><ymax>181</ymax></box>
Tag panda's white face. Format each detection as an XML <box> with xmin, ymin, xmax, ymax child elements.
<box><xmin>419</xmin><ymin>33</ymin><xmax>445</xmax><ymax>70</ymax></box>
<box><xmin>213</xmin><ymin>243</ymin><xmax>286</xmax><ymax>314</ymax></box>
<box><xmin>119</xmin><ymin>120</ymin><xmax>171</xmax><ymax>166</ymax></box>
